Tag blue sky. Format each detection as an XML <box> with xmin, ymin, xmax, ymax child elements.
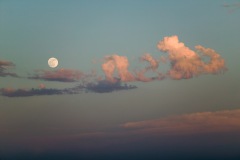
<box><xmin>0</xmin><ymin>0</ymin><xmax>240</xmax><ymax>159</ymax></box>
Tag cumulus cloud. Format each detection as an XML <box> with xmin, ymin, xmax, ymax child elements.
<box><xmin>29</xmin><ymin>69</ymin><xmax>84</xmax><ymax>82</ymax></box>
<box><xmin>0</xmin><ymin>60</ymin><xmax>18</xmax><ymax>77</ymax></box>
<box><xmin>140</xmin><ymin>53</ymin><xmax>159</xmax><ymax>71</ymax></box>
<box><xmin>100</xmin><ymin>35</ymin><xmax>226</xmax><ymax>82</ymax></box>
<box><xmin>135</xmin><ymin>53</ymin><xmax>162</xmax><ymax>82</ymax></box>
<box><xmin>0</xmin><ymin>35</ymin><xmax>227</xmax><ymax>97</ymax></box>
<box><xmin>101</xmin><ymin>54</ymin><xmax>162</xmax><ymax>83</ymax></box>
<box><xmin>195</xmin><ymin>45</ymin><xmax>226</xmax><ymax>74</ymax></box>
<box><xmin>157</xmin><ymin>35</ymin><xmax>226</xmax><ymax>79</ymax></box>
<box><xmin>102</xmin><ymin>54</ymin><xmax>135</xmax><ymax>83</ymax></box>
<box><xmin>121</xmin><ymin>109</ymin><xmax>240</xmax><ymax>135</ymax></box>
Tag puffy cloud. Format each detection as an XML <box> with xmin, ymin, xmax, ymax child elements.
<box><xmin>121</xmin><ymin>109</ymin><xmax>240</xmax><ymax>135</ymax></box>
<box><xmin>135</xmin><ymin>53</ymin><xmax>161</xmax><ymax>82</ymax></box>
<box><xmin>102</xmin><ymin>54</ymin><xmax>135</xmax><ymax>83</ymax></box>
<box><xmin>140</xmin><ymin>53</ymin><xmax>159</xmax><ymax>71</ymax></box>
<box><xmin>195</xmin><ymin>45</ymin><xmax>226</xmax><ymax>74</ymax></box>
<box><xmin>29</xmin><ymin>69</ymin><xmax>84</xmax><ymax>82</ymax></box>
<box><xmin>157</xmin><ymin>35</ymin><xmax>226</xmax><ymax>79</ymax></box>
<box><xmin>0</xmin><ymin>60</ymin><xmax>18</xmax><ymax>77</ymax></box>
<box><xmin>101</xmin><ymin>54</ymin><xmax>162</xmax><ymax>83</ymax></box>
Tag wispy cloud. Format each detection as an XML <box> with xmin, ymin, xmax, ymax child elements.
<box><xmin>83</xmin><ymin>80</ymin><xmax>137</xmax><ymax>93</ymax></box>
<box><xmin>0</xmin><ymin>60</ymin><xmax>18</xmax><ymax>77</ymax></box>
<box><xmin>223</xmin><ymin>2</ymin><xmax>240</xmax><ymax>13</ymax></box>
<box><xmin>0</xmin><ymin>87</ymin><xmax>64</xmax><ymax>97</ymax></box>
<box><xmin>2</xmin><ymin>109</ymin><xmax>239</xmax><ymax>156</ymax></box>
<box><xmin>121</xmin><ymin>109</ymin><xmax>240</xmax><ymax>135</ymax></box>
<box><xmin>29</xmin><ymin>69</ymin><xmax>84</xmax><ymax>82</ymax></box>
<box><xmin>0</xmin><ymin>80</ymin><xmax>137</xmax><ymax>97</ymax></box>
<box><xmin>135</xmin><ymin>53</ymin><xmax>162</xmax><ymax>82</ymax></box>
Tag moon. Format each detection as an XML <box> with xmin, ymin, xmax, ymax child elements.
<box><xmin>48</xmin><ymin>57</ymin><xmax>58</xmax><ymax>68</ymax></box>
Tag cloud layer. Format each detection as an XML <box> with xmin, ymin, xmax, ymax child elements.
<box><xmin>0</xmin><ymin>87</ymin><xmax>64</xmax><ymax>97</ymax></box>
<box><xmin>122</xmin><ymin>109</ymin><xmax>240</xmax><ymax>135</ymax></box>
<box><xmin>83</xmin><ymin>80</ymin><xmax>137</xmax><ymax>93</ymax></box>
<box><xmin>0</xmin><ymin>81</ymin><xmax>137</xmax><ymax>97</ymax></box>
<box><xmin>0</xmin><ymin>35</ymin><xmax>227</xmax><ymax>97</ymax></box>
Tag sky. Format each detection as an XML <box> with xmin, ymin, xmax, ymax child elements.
<box><xmin>0</xmin><ymin>0</ymin><xmax>240</xmax><ymax>159</ymax></box>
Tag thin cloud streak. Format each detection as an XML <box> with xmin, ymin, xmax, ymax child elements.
<box><xmin>121</xmin><ymin>109</ymin><xmax>240</xmax><ymax>135</ymax></box>
<box><xmin>29</xmin><ymin>69</ymin><xmax>84</xmax><ymax>82</ymax></box>
<box><xmin>0</xmin><ymin>60</ymin><xmax>18</xmax><ymax>77</ymax></box>
<box><xmin>0</xmin><ymin>81</ymin><xmax>137</xmax><ymax>97</ymax></box>
<box><xmin>2</xmin><ymin>109</ymin><xmax>240</xmax><ymax>155</ymax></box>
<box><xmin>83</xmin><ymin>80</ymin><xmax>137</xmax><ymax>93</ymax></box>
<box><xmin>0</xmin><ymin>87</ymin><xmax>64</xmax><ymax>97</ymax></box>
<box><xmin>223</xmin><ymin>2</ymin><xmax>240</xmax><ymax>13</ymax></box>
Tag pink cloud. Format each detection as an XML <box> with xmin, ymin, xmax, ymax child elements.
<box><xmin>38</xmin><ymin>83</ymin><xmax>46</xmax><ymax>89</ymax></box>
<box><xmin>134</xmin><ymin>53</ymin><xmax>161</xmax><ymax>82</ymax></box>
<box><xmin>102</xmin><ymin>54</ymin><xmax>135</xmax><ymax>83</ymax></box>
<box><xmin>30</xmin><ymin>69</ymin><xmax>84</xmax><ymax>82</ymax></box>
<box><xmin>157</xmin><ymin>35</ymin><xmax>226</xmax><ymax>79</ymax></box>
<box><xmin>140</xmin><ymin>53</ymin><xmax>159</xmax><ymax>71</ymax></box>
<box><xmin>195</xmin><ymin>45</ymin><xmax>226</xmax><ymax>74</ymax></box>
<box><xmin>122</xmin><ymin>109</ymin><xmax>240</xmax><ymax>135</ymax></box>
<box><xmin>100</xmin><ymin>36</ymin><xmax>226</xmax><ymax>82</ymax></box>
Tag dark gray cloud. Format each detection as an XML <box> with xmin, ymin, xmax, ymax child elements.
<box><xmin>0</xmin><ymin>80</ymin><xmax>137</xmax><ymax>97</ymax></box>
<box><xmin>0</xmin><ymin>88</ymin><xmax>63</xmax><ymax>97</ymax></box>
<box><xmin>83</xmin><ymin>80</ymin><xmax>137</xmax><ymax>93</ymax></box>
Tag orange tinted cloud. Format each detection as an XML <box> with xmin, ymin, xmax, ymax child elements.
<box><xmin>157</xmin><ymin>35</ymin><xmax>226</xmax><ymax>79</ymax></box>
<box><xmin>141</xmin><ymin>53</ymin><xmax>159</xmax><ymax>71</ymax></box>
<box><xmin>195</xmin><ymin>45</ymin><xmax>226</xmax><ymax>74</ymax></box>
<box><xmin>122</xmin><ymin>109</ymin><xmax>240</xmax><ymax>135</ymax></box>
<box><xmin>135</xmin><ymin>53</ymin><xmax>161</xmax><ymax>82</ymax></box>
<box><xmin>38</xmin><ymin>83</ymin><xmax>46</xmax><ymax>89</ymax></box>
<box><xmin>102</xmin><ymin>54</ymin><xmax>135</xmax><ymax>83</ymax></box>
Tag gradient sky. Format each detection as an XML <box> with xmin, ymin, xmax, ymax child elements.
<box><xmin>0</xmin><ymin>0</ymin><xmax>240</xmax><ymax>159</ymax></box>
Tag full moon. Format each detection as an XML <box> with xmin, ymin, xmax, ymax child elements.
<box><xmin>48</xmin><ymin>57</ymin><xmax>58</xmax><ymax>68</ymax></box>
